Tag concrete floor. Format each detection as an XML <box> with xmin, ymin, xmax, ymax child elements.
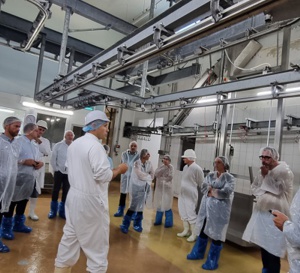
<box><xmin>0</xmin><ymin>181</ymin><xmax>289</xmax><ymax>273</ymax></box>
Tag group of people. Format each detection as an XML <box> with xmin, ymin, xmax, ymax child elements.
<box><xmin>1</xmin><ymin>109</ymin><xmax>299</xmax><ymax>273</ymax></box>
<box><xmin>0</xmin><ymin>116</ymin><xmax>75</xmax><ymax>254</ymax></box>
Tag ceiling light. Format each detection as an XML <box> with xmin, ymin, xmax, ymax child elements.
<box><xmin>197</xmin><ymin>98</ymin><xmax>217</xmax><ymax>104</ymax></box>
<box><xmin>256</xmin><ymin>87</ymin><xmax>300</xmax><ymax>96</ymax></box>
<box><xmin>0</xmin><ymin>108</ymin><xmax>15</xmax><ymax>113</ymax></box>
<box><xmin>22</xmin><ymin>102</ymin><xmax>74</xmax><ymax>115</ymax></box>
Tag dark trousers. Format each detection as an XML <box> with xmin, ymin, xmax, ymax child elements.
<box><xmin>261</xmin><ymin>248</ymin><xmax>281</xmax><ymax>273</ymax></box>
<box><xmin>119</xmin><ymin>193</ymin><xmax>127</xmax><ymax>207</ymax></box>
<box><xmin>2</xmin><ymin>199</ymin><xmax>28</xmax><ymax>218</ymax></box>
<box><xmin>52</xmin><ymin>171</ymin><xmax>70</xmax><ymax>203</ymax></box>
<box><xmin>199</xmin><ymin>218</ymin><xmax>222</xmax><ymax>246</ymax></box>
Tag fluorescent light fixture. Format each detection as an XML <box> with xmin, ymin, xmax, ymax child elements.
<box><xmin>22</xmin><ymin>102</ymin><xmax>74</xmax><ymax>115</ymax></box>
<box><xmin>257</xmin><ymin>87</ymin><xmax>300</xmax><ymax>96</ymax></box>
<box><xmin>257</xmin><ymin>91</ymin><xmax>272</xmax><ymax>96</ymax></box>
<box><xmin>197</xmin><ymin>98</ymin><xmax>217</xmax><ymax>104</ymax></box>
<box><xmin>0</xmin><ymin>108</ymin><xmax>15</xmax><ymax>113</ymax></box>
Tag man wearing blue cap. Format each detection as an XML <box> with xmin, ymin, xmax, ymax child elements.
<box><xmin>54</xmin><ymin>110</ymin><xmax>128</xmax><ymax>273</ymax></box>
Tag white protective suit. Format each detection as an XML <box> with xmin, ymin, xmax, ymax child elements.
<box><xmin>178</xmin><ymin>162</ymin><xmax>204</xmax><ymax>224</ymax></box>
<box><xmin>55</xmin><ymin>133</ymin><xmax>113</xmax><ymax>273</ymax></box>
<box><xmin>243</xmin><ymin>161</ymin><xmax>294</xmax><ymax>258</ymax></box>
<box><xmin>282</xmin><ymin>188</ymin><xmax>300</xmax><ymax>273</ymax></box>
<box><xmin>12</xmin><ymin>135</ymin><xmax>40</xmax><ymax>202</ymax></box>
<box><xmin>195</xmin><ymin>171</ymin><xmax>235</xmax><ymax>241</ymax></box>
<box><xmin>0</xmin><ymin>136</ymin><xmax>20</xmax><ymax>212</ymax></box>
<box><xmin>120</xmin><ymin>150</ymin><xmax>139</xmax><ymax>193</ymax></box>
<box><xmin>129</xmin><ymin>159</ymin><xmax>154</xmax><ymax>212</ymax></box>
<box><xmin>36</xmin><ymin>136</ymin><xmax>51</xmax><ymax>193</ymax></box>
<box><xmin>153</xmin><ymin>163</ymin><xmax>174</xmax><ymax>211</ymax></box>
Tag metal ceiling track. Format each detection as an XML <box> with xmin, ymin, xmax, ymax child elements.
<box><xmin>36</xmin><ymin>0</ymin><xmax>290</xmax><ymax>107</ymax></box>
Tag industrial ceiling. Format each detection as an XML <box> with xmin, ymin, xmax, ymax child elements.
<box><xmin>1</xmin><ymin>0</ymin><xmax>300</xmax><ymax>115</ymax></box>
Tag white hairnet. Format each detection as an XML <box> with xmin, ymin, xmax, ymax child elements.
<box><xmin>3</xmin><ymin>116</ymin><xmax>21</xmax><ymax>128</ymax></box>
<box><xmin>259</xmin><ymin>146</ymin><xmax>279</xmax><ymax>160</ymax></box>
<box><xmin>140</xmin><ymin>149</ymin><xmax>149</xmax><ymax>159</ymax></box>
<box><xmin>163</xmin><ymin>154</ymin><xmax>171</xmax><ymax>162</ymax></box>
<box><xmin>129</xmin><ymin>141</ymin><xmax>138</xmax><ymax>148</ymax></box>
<box><xmin>64</xmin><ymin>130</ymin><xmax>75</xmax><ymax>137</ymax></box>
<box><xmin>217</xmin><ymin>156</ymin><xmax>230</xmax><ymax>170</ymax></box>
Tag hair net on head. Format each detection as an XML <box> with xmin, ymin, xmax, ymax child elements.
<box><xmin>103</xmin><ymin>144</ymin><xmax>110</xmax><ymax>154</ymax></box>
<box><xmin>217</xmin><ymin>156</ymin><xmax>230</xmax><ymax>170</ymax></box>
<box><xmin>140</xmin><ymin>149</ymin><xmax>149</xmax><ymax>159</ymax></box>
<box><xmin>129</xmin><ymin>141</ymin><xmax>138</xmax><ymax>148</ymax></box>
<box><xmin>259</xmin><ymin>146</ymin><xmax>279</xmax><ymax>160</ymax></box>
<box><xmin>23</xmin><ymin>123</ymin><xmax>37</xmax><ymax>134</ymax></box>
<box><xmin>163</xmin><ymin>155</ymin><xmax>171</xmax><ymax>162</ymax></box>
<box><xmin>3</xmin><ymin>116</ymin><xmax>21</xmax><ymax>128</ymax></box>
<box><xmin>83</xmin><ymin>119</ymin><xmax>107</xmax><ymax>132</ymax></box>
<box><xmin>64</xmin><ymin>130</ymin><xmax>75</xmax><ymax>137</ymax></box>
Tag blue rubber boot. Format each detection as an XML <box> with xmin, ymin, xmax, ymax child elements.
<box><xmin>48</xmin><ymin>201</ymin><xmax>58</xmax><ymax>219</ymax></box>
<box><xmin>114</xmin><ymin>206</ymin><xmax>125</xmax><ymax>217</ymax></box>
<box><xmin>133</xmin><ymin>213</ymin><xmax>143</xmax><ymax>232</ymax></box>
<box><xmin>13</xmin><ymin>214</ymin><xmax>32</xmax><ymax>233</ymax></box>
<box><xmin>154</xmin><ymin>211</ymin><xmax>163</xmax><ymax>226</ymax></box>
<box><xmin>58</xmin><ymin>202</ymin><xmax>66</xmax><ymax>219</ymax></box>
<box><xmin>0</xmin><ymin>237</ymin><xmax>9</xmax><ymax>253</ymax></box>
<box><xmin>164</xmin><ymin>209</ymin><xmax>173</xmax><ymax>228</ymax></box>
<box><xmin>202</xmin><ymin>243</ymin><xmax>223</xmax><ymax>270</ymax></box>
<box><xmin>1</xmin><ymin>217</ymin><xmax>14</xmax><ymax>240</ymax></box>
<box><xmin>131</xmin><ymin>211</ymin><xmax>137</xmax><ymax>221</ymax></box>
<box><xmin>120</xmin><ymin>215</ymin><xmax>131</xmax><ymax>234</ymax></box>
<box><xmin>187</xmin><ymin>237</ymin><xmax>208</xmax><ymax>260</ymax></box>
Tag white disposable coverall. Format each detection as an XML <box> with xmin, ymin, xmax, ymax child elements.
<box><xmin>178</xmin><ymin>162</ymin><xmax>204</xmax><ymax>224</ymax></box>
<box><xmin>153</xmin><ymin>164</ymin><xmax>174</xmax><ymax>211</ymax></box>
<box><xmin>120</xmin><ymin>150</ymin><xmax>139</xmax><ymax>193</ymax></box>
<box><xmin>283</xmin><ymin>188</ymin><xmax>300</xmax><ymax>273</ymax></box>
<box><xmin>36</xmin><ymin>136</ymin><xmax>51</xmax><ymax>193</ymax></box>
<box><xmin>195</xmin><ymin>171</ymin><xmax>235</xmax><ymax>241</ymax></box>
<box><xmin>129</xmin><ymin>159</ymin><xmax>154</xmax><ymax>211</ymax></box>
<box><xmin>0</xmin><ymin>136</ymin><xmax>19</xmax><ymax>212</ymax></box>
<box><xmin>243</xmin><ymin>162</ymin><xmax>294</xmax><ymax>258</ymax></box>
<box><xmin>55</xmin><ymin>133</ymin><xmax>113</xmax><ymax>273</ymax></box>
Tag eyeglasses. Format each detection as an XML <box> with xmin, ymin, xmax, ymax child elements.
<box><xmin>259</xmin><ymin>155</ymin><xmax>272</xmax><ymax>160</ymax></box>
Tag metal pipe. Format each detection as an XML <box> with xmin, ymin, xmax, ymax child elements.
<box><xmin>34</xmin><ymin>34</ymin><xmax>46</xmax><ymax>97</ymax></box>
<box><xmin>58</xmin><ymin>7</ymin><xmax>72</xmax><ymax>76</ymax></box>
<box><xmin>21</xmin><ymin>0</ymin><xmax>49</xmax><ymax>51</ymax></box>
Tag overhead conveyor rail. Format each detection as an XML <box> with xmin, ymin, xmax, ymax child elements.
<box><xmin>35</xmin><ymin>0</ymin><xmax>292</xmax><ymax>108</ymax></box>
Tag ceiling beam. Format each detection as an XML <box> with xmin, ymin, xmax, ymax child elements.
<box><xmin>50</xmin><ymin>0</ymin><xmax>137</xmax><ymax>35</ymax></box>
<box><xmin>0</xmin><ymin>12</ymin><xmax>103</xmax><ymax>61</ymax></box>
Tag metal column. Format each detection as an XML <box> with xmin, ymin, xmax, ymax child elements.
<box><xmin>274</xmin><ymin>26</ymin><xmax>291</xmax><ymax>155</ymax></box>
<box><xmin>34</xmin><ymin>34</ymin><xmax>46</xmax><ymax>97</ymax></box>
<box><xmin>58</xmin><ymin>7</ymin><xmax>72</xmax><ymax>76</ymax></box>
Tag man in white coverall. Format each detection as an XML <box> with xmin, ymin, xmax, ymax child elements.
<box><xmin>243</xmin><ymin>146</ymin><xmax>294</xmax><ymax>273</ymax></box>
<box><xmin>54</xmin><ymin>110</ymin><xmax>128</xmax><ymax>273</ymax></box>
<box><xmin>28</xmin><ymin>120</ymin><xmax>51</xmax><ymax>220</ymax></box>
<box><xmin>177</xmin><ymin>149</ymin><xmax>204</xmax><ymax>242</ymax></box>
<box><xmin>272</xmin><ymin>188</ymin><xmax>300</xmax><ymax>273</ymax></box>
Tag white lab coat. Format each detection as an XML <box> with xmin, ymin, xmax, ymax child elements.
<box><xmin>36</xmin><ymin>136</ymin><xmax>51</xmax><ymax>193</ymax></box>
<box><xmin>283</xmin><ymin>188</ymin><xmax>300</xmax><ymax>273</ymax></box>
<box><xmin>0</xmin><ymin>136</ymin><xmax>19</xmax><ymax>212</ymax></box>
<box><xmin>120</xmin><ymin>150</ymin><xmax>139</xmax><ymax>193</ymax></box>
<box><xmin>153</xmin><ymin>164</ymin><xmax>174</xmax><ymax>211</ymax></box>
<box><xmin>129</xmin><ymin>159</ymin><xmax>154</xmax><ymax>212</ymax></box>
<box><xmin>55</xmin><ymin>133</ymin><xmax>113</xmax><ymax>273</ymax></box>
<box><xmin>195</xmin><ymin>171</ymin><xmax>235</xmax><ymax>241</ymax></box>
<box><xmin>178</xmin><ymin>162</ymin><xmax>204</xmax><ymax>224</ymax></box>
<box><xmin>243</xmin><ymin>162</ymin><xmax>294</xmax><ymax>258</ymax></box>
